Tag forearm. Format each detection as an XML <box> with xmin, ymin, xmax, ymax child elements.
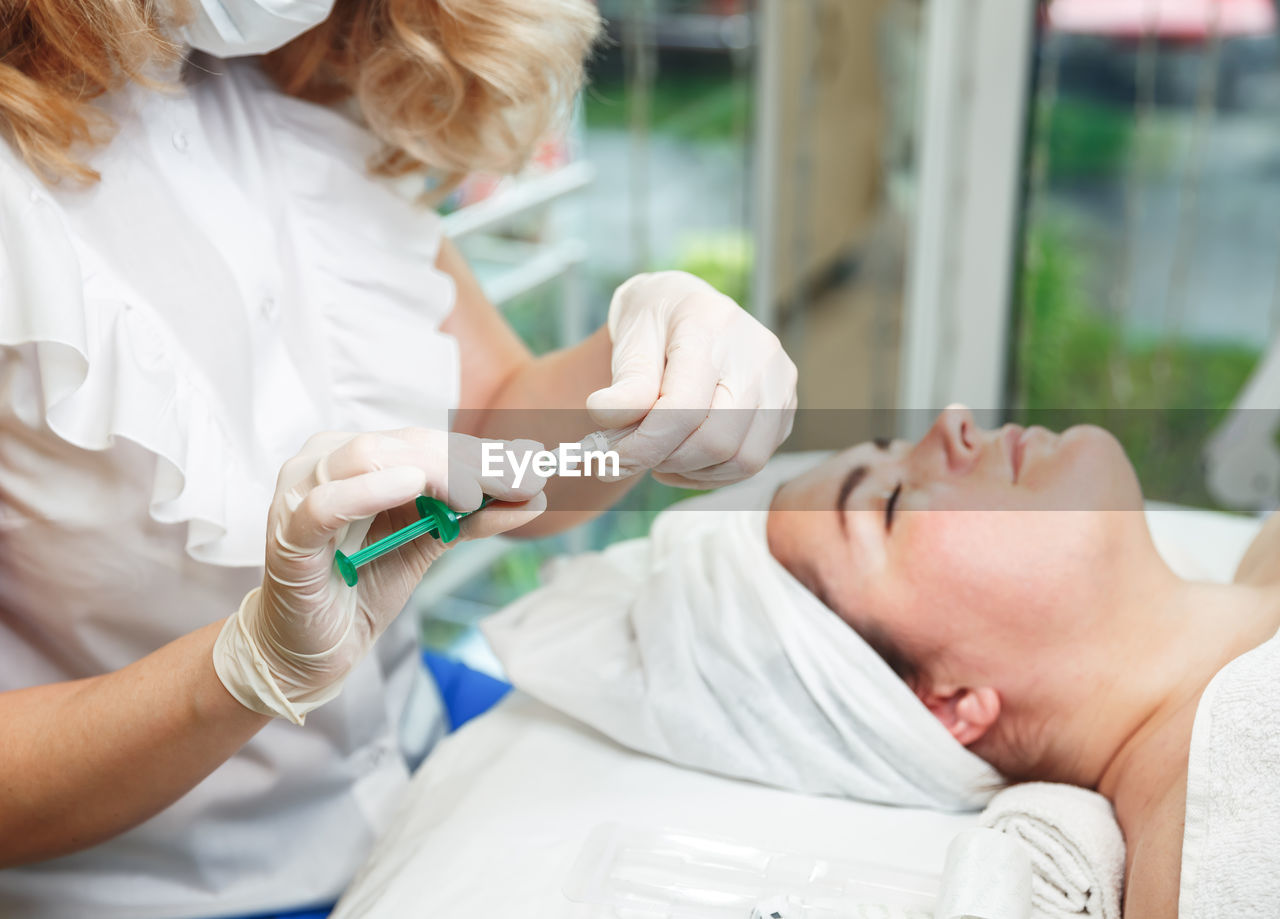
<box><xmin>0</xmin><ymin>620</ymin><xmax>268</xmax><ymax>866</ymax></box>
<box><xmin>455</xmin><ymin>325</ymin><xmax>643</xmax><ymax>536</ymax></box>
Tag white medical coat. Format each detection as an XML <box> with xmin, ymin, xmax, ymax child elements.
<box><xmin>0</xmin><ymin>58</ymin><xmax>458</xmax><ymax>918</ymax></box>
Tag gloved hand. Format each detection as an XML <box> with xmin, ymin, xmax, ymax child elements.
<box><xmin>214</xmin><ymin>428</ymin><xmax>547</xmax><ymax>724</ymax></box>
<box><xmin>585</xmin><ymin>271</ymin><xmax>798</xmax><ymax>489</ymax></box>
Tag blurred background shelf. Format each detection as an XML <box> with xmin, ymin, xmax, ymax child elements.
<box><xmin>462</xmin><ymin>236</ymin><xmax>589</xmax><ymax>307</ymax></box>
<box><xmin>441</xmin><ymin>161</ymin><xmax>596</xmax><ymax>240</ymax></box>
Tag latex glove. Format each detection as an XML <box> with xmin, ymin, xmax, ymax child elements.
<box><xmin>214</xmin><ymin>428</ymin><xmax>547</xmax><ymax>724</ymax></box>
<box><xmin>586</xmin><ymin>271</ymin><xmax>798</xmax><ymax>488</ymax></box>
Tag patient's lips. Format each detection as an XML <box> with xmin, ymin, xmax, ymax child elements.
<box><xmin>1006</xmin><ymin>425</ymin><xmax>1026</xmax><ymax>483</ymax></box>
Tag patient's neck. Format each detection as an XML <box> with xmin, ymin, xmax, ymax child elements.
<box><xmin>1051</xmin><ymin>576</ymin><xmax>1280</xmax><ymax>821</ymax></box>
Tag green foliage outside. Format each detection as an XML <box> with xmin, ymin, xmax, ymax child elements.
<box><xmin>502</xmin><ymin>282</ymin><xmax>587</xmax><ymax>356</ymax></box>
<box><xmin>584</xmin><ymin>74</ymin><xmax>749</xmax><ymax>143</ymax></box>
<box><xmin>674</xmin><ymin>232</ymin><xmax>753</xmax><ymax>307</ymax></box>
<box><xmin>1037</xmin><ymin>87</ymin><xmax>1188</xmax><ymax>181</ymax></box>
<box><xmin>1039</xmin><ymin>98</ymin><xmax>1135</xmax><ymax>180</ymax></box>
<box><xmin>1014</xmin><ymin>221</ymin><xmax>1259</xmax><ymax>509</ymax></box>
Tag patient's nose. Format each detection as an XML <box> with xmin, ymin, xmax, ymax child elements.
<box><xmin>916</xmin><ymin>404</ymin><xmax>981</xmax><ymax>476</ymax></box>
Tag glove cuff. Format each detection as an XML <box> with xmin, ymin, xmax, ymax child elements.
<box><xmin>212</xmin><ymin>587</ymin><xmax>344</xmax><ymax>726</ymax></box>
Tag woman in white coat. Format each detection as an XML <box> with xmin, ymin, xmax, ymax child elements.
<box><xmin>0</xmin><ymin>2</ymin><xmax>798</xmax><ymax>916</ymax></box>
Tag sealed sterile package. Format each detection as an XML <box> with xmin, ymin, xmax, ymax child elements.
<box><xmin>563</xmin><ymin>824</ymin><xmax>938</xmax><ymax>919</ymax></box>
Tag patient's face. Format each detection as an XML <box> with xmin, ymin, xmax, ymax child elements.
<box><xmin>766</xmin><ymin>406</ymin><xmax>1146</xmax><ymax>682</ymax></box>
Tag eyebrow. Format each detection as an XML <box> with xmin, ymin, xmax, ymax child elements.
<box><xmin>836</xmin><ymin>465</ymin><xmax>868</xmax><ymax>534</ymax></box>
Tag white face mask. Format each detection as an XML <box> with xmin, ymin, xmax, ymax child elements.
<box><xmin>179</xmin><ymin>0</ymin><xmax>336</xmax><ymax>58</ymax></box>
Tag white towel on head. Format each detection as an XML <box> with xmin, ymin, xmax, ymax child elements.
<box><xmin>1178</xmin><ymin>626</ymin><xmax>1280</xmax><ymax>918</ymax></box>
<box><xmin>979</xmin><ymin>783</ymin><xmax>1125</xmax><ymax>919</ymax></box>
<box><xmin>483</xmin><ymin>482</ymin><xmax>1003</xmax><ymax>811</ymax></box>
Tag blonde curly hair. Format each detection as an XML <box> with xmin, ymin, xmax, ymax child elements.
<box><xmin>0</xmin><ymin>0</ymin><xmax>601</xmax><ymax>187</ymax></box>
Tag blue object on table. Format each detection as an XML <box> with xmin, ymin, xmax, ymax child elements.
<box><xmin>236</xmin><ymin>907</ymin><xmax>331</xmax><ymax>919</ymax></box>
<box><xmin>421</xmin><ymin>648</ymin><xmax>512</xmax><ymax>731</ymax></box>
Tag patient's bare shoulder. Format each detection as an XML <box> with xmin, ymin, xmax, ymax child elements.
<box><xmin>1122</xmin><ymin>771</ymin><xmax>1187</xmax><ymax>919</ymax></box>
<box><xmin>1235</xmin><ymin>512</ymin><xmax>1280</xmax><ymax>587</ymax></box>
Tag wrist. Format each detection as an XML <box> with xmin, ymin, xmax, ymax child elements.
<box><xmin>189</xmin><ymin>620</ymin><xmax>272</xmax><ymax>732</ymax></box>
<box><xmin>211</xmin><ymin>588</ymin><xmax>344</xmax><ymax>726</ymax></box>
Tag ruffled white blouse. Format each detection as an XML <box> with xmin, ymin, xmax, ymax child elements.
<box><xmin>0</xmin><ymin>59</ymin><xmax>458</xmax><ymax>917</ymax></box>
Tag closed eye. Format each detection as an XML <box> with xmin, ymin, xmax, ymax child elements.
<box><xmin>885</xmin><ymin>483</ymin><xmax>903</xmax><ymax>531</ymax></box>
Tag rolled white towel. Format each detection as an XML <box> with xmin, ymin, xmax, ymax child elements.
<box><xmin>935</xmin><ymin>828</ymin><xmax>1032</xmax><ymax>919</ymax></box>
<box><xmin>980</xmin><ymin>783</ymin><xmax>1125</xmax><ymax>919</ymax></box>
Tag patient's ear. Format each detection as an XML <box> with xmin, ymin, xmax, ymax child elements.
<box><xmin>918</xmin><ymin>686</ymin><xmax>1001</xmax><ymax>747</ymax></box>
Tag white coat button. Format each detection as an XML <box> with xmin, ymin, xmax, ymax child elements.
<box><xmin>259</xmin><ymin>295</ymin><xmax>278</xmax><ymax>321</ymax></box>
<box><xmin>172</xmin><ymin>131</ymin><xmax>189</xmax><ymax>153</ymax></box>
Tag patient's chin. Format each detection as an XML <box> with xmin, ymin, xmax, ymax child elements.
<box><xmin>1051</xmin><ymin>426</ymin><xmax>1143</xmax><ymax>511</ymax></box>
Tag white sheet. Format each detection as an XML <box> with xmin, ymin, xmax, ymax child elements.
<box><xmin>333</xmin><ymin>492</ymin><xmax>1263</xmax><ymax>919</ymax></box>
<box><xmin>332</xmin><ymin>694</ymin><xmax>977</xmax><ymax>918</ymax></box>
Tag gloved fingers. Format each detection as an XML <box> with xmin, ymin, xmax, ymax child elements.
<box><xmin>653</xmin><ymin>404</ymin><xmax>782</xmax><ymax>488</ymax></box>
<box><xmin>457</xmin><ymin>492</ymin><xmax>549</xmax><ymax>541</ymax></box>
<box><xmin>649</xmin><ymin>383</ymin><xmax>753</xmax><ymax>476</ymax></box>
<box><xmin>779</xmin><ymin>388</ymin><xmax>799</xmax><ymax>442</ymax></box>
<box><xmin>447</xmin><ymin>436</ymin><xmax>552</xmax><ymax>506</ymax></box>
<box><xmin>607</xmin><ymin>328</ymin><xmax>723</xmax><ymax>473</ymax></box>
<box><xmin>358</xmin><ymin>498</ymin><xmax>426</xmax><ymax>548</ymax></box>
<box><xmin>596</xmin><ymin>407</ymin><xmax>704</xmax><ymax>480</ymax></box>
<box><xmin>336</xmin><ymin>514</ymin><xmax>378</xmax><ymax>559</ymax></box>
<box><xmin>279</xmin><ymin>466</ymin><xmax>429</xmax><ymax>557</ymax></box>
<box><xmin>272</xmin><ymin>430</ymin><xmax>427</xmax><ymax>523</ymax></box>
<box><xmin>651</xmin><ymin>335</ymin><xmax>797</xmax><ymax>486</ymax></box>
<box><xmin>585</xmin><ymin>306</ymin><xmax>666</xmax><ymax>429</ymax></box>
<box><xmin>587</xmin><ymin>269</ymin><xmax>797</xmax><ymax>483</ymax></box>
<box><xmin>315</xmin><ymin>429</ymin><xmax>447</xmax><ymax>486</ymax></box>
<box><xmin>310</xmin><ymin>429</ymin><xmax>549</xmax><ymax>511</ymax></box>
<box><xmin>275</xmin><ymin>431</ymin><xmax>355</xmax><ymax>495</ymax></box>
<box><xmin>437</xmin><ymin>473</ymin><xmax>486</xmax><ymax>516</ymax></box>
<box><xmin>755</xmin><ymin>343</ymin><xmax>799</xmax><ymax>424</ymax></box>
<box><xmin>358</xmin><ymin>488</ymin><xmax>547</xmax><ymax>594</ymax></box>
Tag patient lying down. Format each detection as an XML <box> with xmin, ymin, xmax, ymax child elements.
<box><xmin>484</xmin><ymin>407</ymin><xmax>1280</xmax><ymax>919</ymax></box>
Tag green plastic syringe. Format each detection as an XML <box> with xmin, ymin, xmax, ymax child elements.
<box><xmin>333</xmin><ymin>427</ymin><xmax>635</xmax><ymax>587</ymax></box>
<box><xmin>334</xmin><ymin>495</ymin><xmax>491</xmax><ymax>587</ymax></box>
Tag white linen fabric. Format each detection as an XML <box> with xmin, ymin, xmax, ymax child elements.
<box><xmin>934</xmin><ymin>828</ymin><xmax>1032</xmax><ymax>919</ymax></box>
<box><xmin>332</xmin><ymin>693</ymin><xmax>979</xmax><ymax>919</ymax></box>
<box><xmin>0</xmin><ymin>59</ymin><xmax>457</xmax><ymax>918</ymax></box>
<box><xmin>1178</xmin><ymin>625</ymin><xmax>1280</xmax><ymax>918</ymax></box>
<box><xmin>484</xmin><ymin>479</ymin><xmax>1004</xmax><ymax>811</ymax></box>
<box><xmin>980</xmin><ymin>783</ymin><xmax>1125</xmax><ymax>919</ymax></box>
